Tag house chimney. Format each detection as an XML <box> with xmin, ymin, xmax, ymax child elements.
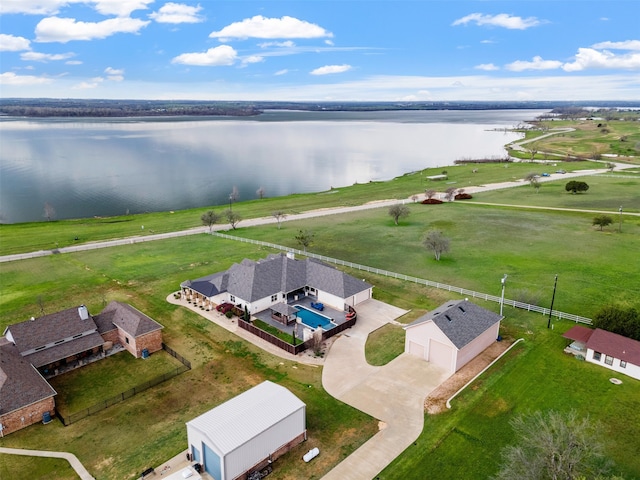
<box><xmin>78</xmin><ymin>305</ymin><xmax>89</xmax><ymax>320</ymax></box>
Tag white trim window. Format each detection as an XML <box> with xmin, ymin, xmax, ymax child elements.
<box><xmin>271</xmin><ymin>294</ymin><xmax>278</xmax><ymax>302</ymax></box>
<box><xmin>605</xmin><ymin>355</ymin><xmax>613</xmax><ymax>366</ymax></box>
<box><xmin>620</xmin><ymin>360</ymin><xmax>627</xmax><ymax>368</ymax></box>
<box><xmin>230</xmin><ymin>295</ymin><xmax>235</xmax><ymax>303</ymax></box>
<box><xmin>593</xmin><ymin>351</ymin><xmax>601</xmax><ymax>361</ymax></box>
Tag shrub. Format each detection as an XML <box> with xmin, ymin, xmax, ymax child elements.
<box><xmin>225</xmin><ymin>310</ymin><xmax>233</xmax><ymax>319</ymax></box>
<box><xmin>454</xmin><ymin>193</ymin><xmax>473</xmax><ymax>200</ymax></box>
<box><xmin>421</xmin><ymin>198</ymin><xmax>443</xmax><ymax>204</ymax></box>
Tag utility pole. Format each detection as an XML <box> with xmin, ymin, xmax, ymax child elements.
<box><xmin>500</xmin><ymin>274</ymin><xmax>507</xmax><ymax>317</ymax></box>
<box><xmin>547</xmin><ymin>274</ymin><xmax>558</xmax><ymax>329</ymax></box>
<box><xmin>229</xmin><ymin>194</ymin><xmax>233</xmax><ymax>212</ymax></box>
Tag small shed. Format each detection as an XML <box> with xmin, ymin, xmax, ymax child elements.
<box><xmin>186</xmin><ymin>381</ymin><xmax>306</xmax><ymax>480</ymax></box>
<box><xmin>270</xmin><ymin>303</ymin><xmax>299</xmax><ymax>325</ymax></box>
<box><xmin>404</xmin><ymin>300</ymin><xmax>502</xmax><ymax>374</ymax></box>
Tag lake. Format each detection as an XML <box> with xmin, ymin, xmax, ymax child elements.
<box><xmin>0</xmin><ymin>109</ymin><xmax>546</xmax><ymax>224</ymax></box>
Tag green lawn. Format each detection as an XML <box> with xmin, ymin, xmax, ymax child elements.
<box><xmin>365</xmin><ymin>323</ymin><xmax>406</xmax><ymax>366</ymax></box>
<box><xmin>0</xmin><ymin>456</ymin><xmax>78</xmax><ymax>480</ymax></box>
<box><xmin>49</xmin><ymin>350</ymin><xmax>185</xmax><ymax>415</ymax></box>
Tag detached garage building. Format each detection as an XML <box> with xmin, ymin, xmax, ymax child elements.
<box><xmin>186</xmin><ymin>381</ymin><xmax>306</xmax><ymax>480</ymax></box>
<box><xmin>404</xmin><ymin>300</ymin><xmax>502</xmax><ymax>375</ymax></box>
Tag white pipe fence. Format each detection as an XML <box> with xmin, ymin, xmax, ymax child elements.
<box><xmin>211</xmin><ymin>232</ymin><xmax>592</xmax><ymax>325</ymax></box>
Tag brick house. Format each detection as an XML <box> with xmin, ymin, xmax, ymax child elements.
<box><xmin>0</xmin><ymin>301</ymin><xmax>163</xmax><ymax>435</ymax></box>
<box><xmin>0</xmin><ymin>339</ymin><xmax>57</xmax><ymax>436</ymax></box>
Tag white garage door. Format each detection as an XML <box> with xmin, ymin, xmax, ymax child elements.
<box><xmin>428</xmin><ymin>339</ymin><xmax>454</xmax><ymax>372</ymax></box>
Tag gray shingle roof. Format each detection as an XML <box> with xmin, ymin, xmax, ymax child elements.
<box><xmin>96</xmin><ymin>301</ymin><xmax>163</xmax><ymax>337</ymax></box>
<box><xmin>0</xmin><ymin>338</ymin><xmax>56</xmax><ymax>415</ymax></box>
<box><xmin>186</xmin><ymin>253</ymin><xmax>372</xmax><ymax>303</ymax></box>
<box><xmin>407</xmin><ymin>300</ymin><xmax>502</xmax><ymax>349</ymax></box>
<box><xmin>25</xmin><ymin>333</ymin><xmax>105</xmax><ymax>368</ymax></box>
<box><xmin>5</xmin><ymin>306</ymin><xmax>98</xmax><ymax>352</ymax></box>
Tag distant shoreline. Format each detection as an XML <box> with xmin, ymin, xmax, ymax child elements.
<box><xmin>1</xmin><ymin>99</ymin><xmax>639</xmax><ymax>118</ymax></box>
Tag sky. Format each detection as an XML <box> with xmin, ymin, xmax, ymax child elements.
<box><xmin>1</xmin><ymin>0</ymin><xmax>639</xmax><ymax>101</ymax></box>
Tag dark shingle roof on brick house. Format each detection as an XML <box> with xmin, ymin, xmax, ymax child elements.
<box><xmin>0</xmin><ymin>338</ymin><xmax>56</xmax><ymax>415</ymax></box>
<box><xmin>95</xmin><ymin>301</ymin><xmax>163</xmax><ymax>337</ymax></box>
<box><xmin>185</xmin><ymin>253</ymin><xmax>372</xmax><ymax>303</ymax></box>
<box><xmin>407</xmin><ymin>300</ymin><xmax>502</xmax><ymax>349</ymax></box>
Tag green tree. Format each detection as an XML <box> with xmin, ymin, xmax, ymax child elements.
<box><xmin>592</xmin><ymin>215</ymin><xmax>613</xmax><ymax>231</ymax></box>
<box><xmin>388</xmin><ymin>204</ymin><xmax>410</xmax><ymax>225</ymax></box>
<box><xmin>494</xmin><ymin>410</ymin><xmax>614</xmax><ymax>480</ymax></box>
<box><xmin>225</xmin><ymin>209</ymin><xmax>242</xmax><ymax>230</ymax></box>
<box><xmin>566</xmin><ymin>181</ymin><xmax>589</xmax><ymax>194</ymax></box>
<box><xmin>422</xmin><ymin>230</ymin><xmax>450</xmax><ymax>261</ymax></box>
<box><xmin>201</xmin><ymin>210</ymin><xmax>220</xmax><ymax>232</ymax></box>
<box><xmin>593</xmin><ymin>305</ymin><xmax>640</xmax><ymax>341</ymax></box>
<box><xmin>295</xmin><ymin>229</ymin><xmax>314</xmax><ymax>252</ymax></box>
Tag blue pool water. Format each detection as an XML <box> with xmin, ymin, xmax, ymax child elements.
<box><xmin>294</xmin><ymin>305</ymin><xmax>334</xmax><ymax>330</ymax></box>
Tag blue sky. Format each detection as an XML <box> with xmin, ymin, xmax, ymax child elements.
<box><xmin>1</xmin><ymin>0</ymin><xmax>639</xmax><ymax>101</ymax></box>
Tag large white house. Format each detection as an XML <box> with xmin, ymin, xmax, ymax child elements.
<box><xmin>186</xmin><ymin>381</ymin><xmax>306</xmax><ymax>480</ymax></box>
<box><xmin>180</xmin><ymin>253</ymin><xmax>373</xmax><ymax>314</ymax></box>
<box><xmin>563</xmin><ymin>325</ymin><xmax>640</xmax><ymax>380</ymax></box>
<box><xmin>404</xmin><ymin>300</ymin><xmax>502</xmax><ymax>375</ymax></box>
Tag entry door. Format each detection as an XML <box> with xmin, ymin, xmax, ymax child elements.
<box><xmin>203</xmin><ymin>444</ymin><xmax>222</xmax><ymax>480</ymax></box>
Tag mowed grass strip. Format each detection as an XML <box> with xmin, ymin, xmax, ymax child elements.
<box><xmin>48</xmin><ymin>349</ymin><xmax>185</xmax><ymax>415</ymax></box>
<box><xmin>365</xmin><ymin>323</ymin><xmax>406</xmax><ymax>366</ymax></box>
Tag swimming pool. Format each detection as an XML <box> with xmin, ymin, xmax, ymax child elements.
<box><xmin>294</xmin><ymin>305</ymin><xmax>334</xmax><ymax>330</ymax></box>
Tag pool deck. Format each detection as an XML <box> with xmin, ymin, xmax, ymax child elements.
<box><xmin>253</xmin><ymin>296</ymin><xmax>348</xmax><ymax>335</ymax></box>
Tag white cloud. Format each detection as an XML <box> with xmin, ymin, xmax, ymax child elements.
<box><xmin>93</xmin><ymin>0</ymin><xmax>154</xmax><ymax>17</ymax></box>
<box><xmin>562</xmin><ymin>47</ymin><xmax>640</xmax><ymax>72</ymax></box>
<box><xmin>66</xmin><ymin>60</ymin><xmax>83</xmax><ymax>65</ymax></box>
<box><xmin>310</xmin><ymin>64</ymin><xmax>352</xmax><ymax>75</ymax></box>
<box><xmin>241</xmin><ymin>55</ymin><xmax>264</xmax><ymax>65</ymax></box>
<box><xmin>475</xmin><ymin>63</ymin><xmax>500</xmax><ymax>71</ymax></box>
<box><xmin>0</xmin><ymin>34</ymin><xmax>32</xmax><ymax>52</ymax></box>
<box><xmin>149</xmin><ymin>2</ymin><xmax>204</xmax><ymax>24</ymax></box>
<box><xmin>35</xmin><ymin>16</ymin><xmax>150</xmax><ymax>43</ymax></box>
<box><xmin>452</xmin><ymin>13</ymin><xmax>541</xmax><ymax>30</ymax></box>
<box><xmin>0</xmin><ymin>71</ymin><xmax>53</xmax><ymax>85</ymax></box>
<box><xmin>258</xmin><ymin>41</ymin><xmax>295</xmax><ymax>49</ymax></box>
<box><xmin>0</xmin><ymin>0</ymin><xmax>151</xmax><ymax>16</ymax></box>
<box><xmin>73</xmin><ymin>77</ymin><xmax>104</xmax><ymax>89</ymax></box>
<box><xmin>105</xmin><ymin>66</ymin><xmax>124</xmax><ymax>80</ymax></box>
<box><xmin>274</xmin><ymin>69</ymin><xmax>288</xmax><ymax>76</ymax></box>
<box><xmin>21</xmin><ymin>51</ymin><xmax>76</xmax><ymax>62</ymax></box>
<box><xmin>171</xmin><ymin>45</ymin><xmax>238</xmax><ymax>66</ymax></box>
<box><xmin>505</xmin><ymin>56</ymin><xmax>562</xmax><ymax>71</ymax></box>
<box><xmin>209</xmin><ymin>15</ymin><xmax>333</xmax><ymax>41</ymax></box>
<box><xmin>592</xmin><ymin>40</ymin><xmax>640</xmax><ymax>51</ymax></box>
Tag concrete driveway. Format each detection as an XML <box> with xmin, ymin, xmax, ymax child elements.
<box><xmin>321</xmin><ymin>299</ymin><xmax>450</xmax><ymax>480</ymax></box>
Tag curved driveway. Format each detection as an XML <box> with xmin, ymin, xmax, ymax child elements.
<box><xmin>320</xmin><ymin>300</ymin><xmax>449</xmax><ymax>480</ymax></box>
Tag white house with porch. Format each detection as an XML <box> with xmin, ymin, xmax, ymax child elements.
<box><xmin>180</xmin><ymin>253</ymin><xmax>372</xmax><ymax>315</ymax></box>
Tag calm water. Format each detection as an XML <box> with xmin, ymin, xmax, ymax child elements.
<box><xmin>0</xmin><ymin>109</ymin><xmax>545</xmax><ymax>224</ymax></box>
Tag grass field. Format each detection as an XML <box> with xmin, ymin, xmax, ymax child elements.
<box><xmin>1</xmin><ymin>132</ymin><xmax>639</xmax><ymax>479</ymax></box>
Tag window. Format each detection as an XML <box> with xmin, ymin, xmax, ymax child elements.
<box><xmin>230</xmin><ymin>295</ymin><xmax>235</xmax><ymax>303</ymax></box>
<box><xmin>593</xmin><ymin>351</ymin><xmax>601</xmax><ymax>361</ymax></box>
<box><xmin>271</xmin><ymin>294</ymin><xmax>278</xmax><ymax>302</ymax></box>
<box><xmin>620</xmin><ymin>360</ymin><xmax>627</xmax><ymax>368</ymax></box>
<box><xmin>605</xmin><ymin>355</ymin><xmax>613</xmax><ymax>366</ymax></box>
<box><xmin>125</xmin><ymin>337</ymin><xmax>129</xmax><ymax>344</ymax></box>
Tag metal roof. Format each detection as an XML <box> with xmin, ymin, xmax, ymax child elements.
<box><xmin>186</xmin><ymin>381</ymin><xmax>305</xmax><ymax>455</ymax></box>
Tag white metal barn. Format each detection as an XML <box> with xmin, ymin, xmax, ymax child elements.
<box><xmin>404</xmin><ymin>300</ymin><xmax>502</xmax><ymax>375</ymax></box>
<box><xmin>186</xmin><ymin>381</ymin><xmax>306</xmax><ymax>480</ymax></box>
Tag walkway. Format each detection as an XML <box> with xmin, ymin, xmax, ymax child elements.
<box><xmin>320</xmin><ymin>300</ymin><xmax>450</xmax><ymax>480</ymax></box>
<box><xmin>0</xmin><ymin>447</ymin><xmax>95</xmax><ymax>480</ymax></box>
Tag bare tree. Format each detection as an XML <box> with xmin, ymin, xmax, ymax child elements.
<box><xmin>524</xmin><ymin>173</ymin><xmax>541</xmax><ymax>193</ymax></box>
<box><xmin>312</xmin><ymin>327</ymin><xmax>324</xmax><ymax>355</ymax></box>
<box><xmin>201</xmin><ymin>210</ymin><xmax>220</xmax><ymax>232</ymax></box>
<box><xmin>43</xmin><ymin>202</ymin><xmax>56</xmax><ymax>221</ymax></box>
<box><xmin>256</xmin><ymin>187</ymin><xmax>265</xmax><ymax>199</ymax></box>
<box><xmin>425</xmin><ymin>189</ymin><xmax>437</xmax><ymax>200</ymax></box>
<box><xmin>225</xmin><ymin>209</ymin><xmax>242</xmax><ymax>230</ymax></box>
<box><xmin>494</xmin><ymin>410</ymin><xmax>613</xmax><ymax>480</ymax></box>
<box><xmin>272</xmin><ymin>210</ymin><xmax>287</xmax><ymax>229</ymax></box>
<box><xmin>444</xmin><ymin>187</ymin><xmax>457</xmax><ymax>202</ymax></box>
<box><xmin>295</xmin><ymin>229</ymin><xmax>314</xmax><ymax>252</ymax></box>
<box><xmin>411</xmin><ymin>194</ymin><xmax>419</xmax><ymax>203</ymax></box>
<box><xmin>388</xmin><ymin>204</ymin><xmax>410</xmax><ymax>225</ymax></box>
<box><xmin>423</xmin><ymin>230</ymin><xmax>450</xmax><ymax>261</ymax></box>
<box><xmin>526</xmin><ymin>142</ymin><xmax>539</xmax><ymax>161</ymax></box>
<box><xmin>606</xmin><ymin>162</ymin><xmax>616</xmax><ymax>172</ymax></box>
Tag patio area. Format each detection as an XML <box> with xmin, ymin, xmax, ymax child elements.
<box><xmin>253</xmin><ymin>294</ymin><xmax>349</xmax><ymax>338</ymax></box>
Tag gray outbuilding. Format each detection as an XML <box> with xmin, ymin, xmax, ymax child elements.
<box><xmin>186</xmin><ymin>381</ymin><xmax>306</xmax><ymax>480</ymax></box>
